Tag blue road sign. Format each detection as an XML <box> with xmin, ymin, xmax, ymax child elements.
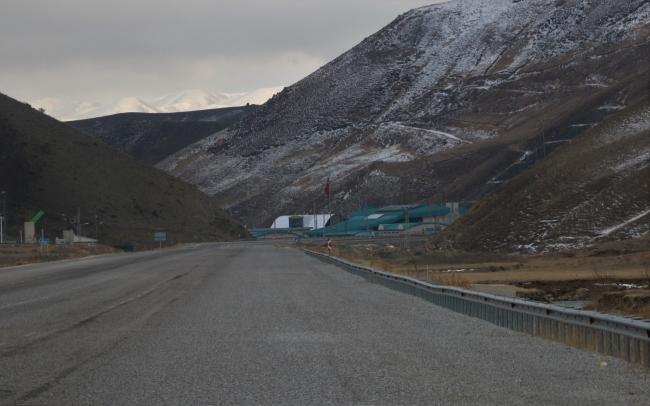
<box><xmin>38</xmin><ymin>238</ymin><xmax>49</xmax><ymax>246</ymax></box>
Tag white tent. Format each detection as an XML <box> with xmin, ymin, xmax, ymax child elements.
<box><xmin>270</xmin><ymin>214</ymin><xmax>332</xmax><ymax>229</ymax></box>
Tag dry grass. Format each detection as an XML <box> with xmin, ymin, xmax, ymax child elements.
<box><xmin>302</xmin><ymin>238</ymin><xmax>650</xmax><ymax>318</ymax></box>
<box><xmin>304</xmin><ymin>243</ymin><xmax>470</xmax><ymax>288</ymax></box>
<box><xmin>0</xmin><ymin>243</ymin><xmax>117</xmax><ymax>268</ymax></box>
<box><xmin>304</xmin><ymin>239</ymin><xmax>650</xmax><ymax>285</ymax></box>
<box><xmin>588</xmin><ymin>289</ymin><xmax>650</xmax><ymax>320</ymax></box>
<box><xmin>426</xmin><ymin>273</ymin><xmax>471</xmax><ymax>288</ymax></box>
<box><xmin>301</xmin><ymin>238</ymin><xmax>650</xmax><ymax>312</ymax></box>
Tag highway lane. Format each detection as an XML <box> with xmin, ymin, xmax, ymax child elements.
<box><xmin>0</xmin><ymin>243</ymin><xmax>648</xmax><ymax>405</ymax></box>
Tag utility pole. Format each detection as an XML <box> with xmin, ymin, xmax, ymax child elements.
<box><xmin>406</xmin><ymin>206</ymin><xmax>410</xmax><ymax>250</ymax></box>
<box><xmin>0</xmin><ymin>190</ymin><xmax>5</xmax><ymax>244</ymax></box>
<box><xmin>77</xmin><ymin>207</ymin><xmax>81</xmax><ymax>237</ymax></box>
<box><xmin>403</xmin><ymin>206</ymin><xmax>410</xmax><ymax>250</ymax></box>
<box><xmin>95</xmin><ymin>214</ymin><xmax>99</xmax><ymax>242</ymax></box>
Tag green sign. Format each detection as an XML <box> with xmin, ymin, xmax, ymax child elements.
<box><xmin>31</xmin><ymin>210</ymin><xmax>45</xmax><ymax>223</ymax></box>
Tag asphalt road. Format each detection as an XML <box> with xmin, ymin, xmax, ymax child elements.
<box><xmin>0</xmin><ymin>243</ymin><xmax>648</xmax><ymax>405</ymax></box>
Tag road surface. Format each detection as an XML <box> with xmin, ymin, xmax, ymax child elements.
<box><xmin>0</xmin><ymin>244</ymin><xmax>648</xmax><ymax>405</ymax></box>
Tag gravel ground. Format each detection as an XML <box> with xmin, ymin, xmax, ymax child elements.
<box><xmin>0</xmin><ymin>243</ymin><xmax>648</xmax><ymax>405</ymax></box>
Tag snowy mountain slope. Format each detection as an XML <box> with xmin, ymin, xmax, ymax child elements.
<box><xmin>159</xmin><ymin>0</ymin><xmax>649</xmax><ymax>228</ymax></box>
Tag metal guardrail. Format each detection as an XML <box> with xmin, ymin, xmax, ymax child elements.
<box><xmin>304</xmin><ymin>249</ymin><xmax>650</xmax><ymax>368</ymax></box>
<box><xmin>249</xmin><ymin>236</ymin><xmax>429</xmax><ymax>243</ymax></box>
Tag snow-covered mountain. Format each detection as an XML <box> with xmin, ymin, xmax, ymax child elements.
<box><xmin>34</xmin><ymin>87</ymin><xmax>283</xmax><ymax>121</ymax></box>
<box><xmin>146</xmin><ymin>88</ymin><xmax>283</xmax><ymax>113</ymax></box>
<box><xmin>158</xmin><ymin>0</ymin><xmax>649</xmax><ymax>235</ymax></box>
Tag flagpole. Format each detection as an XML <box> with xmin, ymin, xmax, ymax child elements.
<box><xmin>328</xmin><ymin>178</ymin><xmax>331</xmax><ymax>220</ymax></box>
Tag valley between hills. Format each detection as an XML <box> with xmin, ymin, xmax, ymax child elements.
<box><xmin>2</xmin><ymin>0</ymin><xmax>649</xmax><ymax>319</ymax></box>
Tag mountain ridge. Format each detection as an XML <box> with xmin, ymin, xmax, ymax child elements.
<box><xmin>158</xmin><ymin>0</ymin><xmax>649</xmax><ymax>235</ymax></box>
<box><xmin>33</xmin><ymin>87</ymin><xmax>284</xmax><ymax>121</ymax></box>
<box><xmin>68</xmin><ymin>106</ymin><xmax>258</xmax><ymax>164</ymax></box>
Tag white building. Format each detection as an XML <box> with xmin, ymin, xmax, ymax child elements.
<box><xmin>270</xmin><ymin>214</ymin><xmax>333</xmax><ymax>229</ymax></box>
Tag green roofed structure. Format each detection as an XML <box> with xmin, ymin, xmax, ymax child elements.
<box><xmin>307</xmin><ymin>202</ymin><xmax>470</xmax><ymax>237</ymax></box>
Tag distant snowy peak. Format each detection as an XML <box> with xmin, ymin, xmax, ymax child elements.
<box><xmin>37</xmin><ymin>87</ymin><xmax>284</xmax><ymax>121</ymax></box>
<box><xmin>150</xmin><ymin>89</ymin><xmax>231</xmax><ymax>113</ymax></box>
<box><xmin>102</xmin><ymin>87</ymin><xmax>284</xmax><ymax>118</ymax></box>
<box><xmin>111</xmin><ymin>97</ymin><xmax>159</xmax><ymax>114</ymax></box>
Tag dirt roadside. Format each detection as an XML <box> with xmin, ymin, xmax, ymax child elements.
<box><xmin>303</xmin><ymin>237</ymin><xmax>650</xmax><ymax>319</ymax></box>
<box><xmin>0</xmin><ymin>244</ymin><xmax>118</xmax><ymax>268</ymax></box>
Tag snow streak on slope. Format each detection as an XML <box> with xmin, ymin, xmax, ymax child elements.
<box><xmin>597</xmin><ymin>209</ymin><xmax>650</xmax><ymax>238</ymax></box>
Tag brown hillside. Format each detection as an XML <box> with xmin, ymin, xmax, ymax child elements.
<box><xmin>0</xmin><ymin>93</ymin><xmax>246</xmax><ymax>246</ymax></box>
<box><xmin>439</xmin><ymin>99</ymin><xmax>650</xmax><ymax>252</ymax></box>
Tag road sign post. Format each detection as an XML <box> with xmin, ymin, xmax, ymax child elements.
<box><xmin>38</xmin><ymin>237</ymin><xmax>49</xmax><ymax>255</ymax></box>
<box><xmin>154</xmin><ymin>232</ymin><xmax>167</xmax><ymax>249</ymax></box>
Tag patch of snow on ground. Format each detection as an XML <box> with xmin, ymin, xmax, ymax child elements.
<box><xmin>584</xmin><ymin>74</ymin><xmax>611</xmax><ymax>88</ymax></box>
<box><xmin>613</xmin><ymin>150</ymin><xmax>650</xmax><ymax>172</ymax></box>
<box><xmin>296</xmin><ymin>144</ymin><xmax>414</xmax><ymax>190</ymax></box>
<box><xmin>598</xmin><ymin>104</ymin><xmax>626</xmax><ymax>111</ymax></box>
<box><xmin>601</xmin><ymin>105</ymin><xmax>650</xmax><ymax>142</ymax></box>
<box><xmin>454</xmin><ymin>127</ymin><xmax>497</xmax><ymax>141</ymax></box>
<box><xmin>596</xmin><ymin>208</ymin><xmax>650</xmax><ymax>238</ymax></box>
<box><xmin>605</xmin><ymin>1</ymin><xmax>650</xmax><ymax>40</ymax></box>
<box><xmin>488</xmin><ymin>150</ymin><xmax>532</xmax><ymax>184</ymax></box>
<box><xmin>380</xmin><ymin>122</ymin><xmax>467</xmax><ymax>142</ymax></box>
<box><xmin>372</xmin><ymin>122</ymin><xmax>465</xmax><ymax>155</ymax></box>
<box><xmin>594</xmin><ymin>283</ymin><xmax>649</xmax><ymax>289</ymax></box>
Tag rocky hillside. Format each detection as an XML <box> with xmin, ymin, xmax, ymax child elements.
<box><xmin>69</xmin><ymin>106</ymin><xmax>256</xmax><ymax>163</ymax></box>
<box><xmin>0</xmin><ymin>93</ymin><xmax>246</xmax><ymax>246</ymax></box>
<box><xmin>159</xmin><ymin>0</ymin><xmax>649</xmax><ymax>229</ymax></box>
<box><xmin>440</xmin><ymin>98</ymin><xmax>649</xmax><ymax>252</ymax></box>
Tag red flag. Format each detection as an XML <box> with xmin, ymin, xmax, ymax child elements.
<box><xmin>324</xmin><ymin>179</ymin><xmax>330</xmax><ymax>196</ymax></box>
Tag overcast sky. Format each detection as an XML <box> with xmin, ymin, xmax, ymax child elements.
<box><xmin>0</xmin><ymin>0</ymin><xmax>438</xmax><ymax>117</ymax></box>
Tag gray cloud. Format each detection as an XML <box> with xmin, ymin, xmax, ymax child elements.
<box><xmin>0</xmin><ymin>0</ymin><xmax>439</xmax><ymax>115</ymax></box>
